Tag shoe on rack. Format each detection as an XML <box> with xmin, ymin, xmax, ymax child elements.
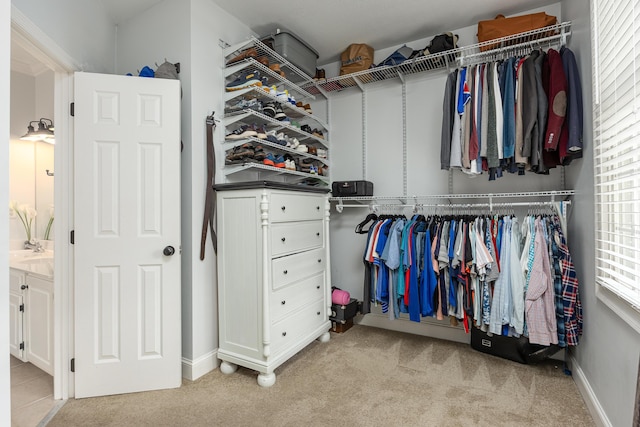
<box><xmin>273</xmin><ymin>155</ymin><xmax>286</xmax><ymax>168</ymax></box>
<box><xmin>289</xmin><ymin>137</ymin><xmax>300</xmax><ymax>149</ymax></box>
<box><xmin>274</xmin><ymin>104</ymin><xmax>287</xmax><ymax>120</ymax></box>
<box><xmin>263</xmin><ymin>102</ymin><xmax>277</xmax><ymax>118</ymax></box>
<box><xmin>226</xmin><ymin>98</ymin><xmax>261</xmax><ymax>113</ymax></box>
<box><xmin>226</xmin><ymin>124</ymin><xmax>258</xmax><ymax>140</ymax></box>
<box><xmin>276</xmin><ymin>89</ymin><xmax>289</xmax><ymax>103</ymax></box>
<box><xmin>312</xmin><ymin>129</ymin><xmax>324</xmax><ymax>139</ymax></box>
<box><xmin>303</xmin><ymin>104</ymin><xmax>313</xmax><ymax>114</ymax></box>
<box><xmin>257</xmin><ymin>56</ymin><xmax>269</xmax><ymax>67</ymax></box>
<box><xmin>253</xmin><ymin>145</ymin><xmax>266</xmax><ymax>161</ymax></box>
<box><xmin>296</xmin><ymin>144</ymin><xmax>308</xmax><ymax>153</ymax></box>
<box><xmin>269</xmin><ymin>63</ymin><xmax>286</xmax><ymax>78</ymax></box>
<box><xmin>255</xmin><ymin>124</ymin><xmax>267</xmax><ymax>139</ymax></box>
<box><xmin>265</xmin><ymin>130</ymin><xmax>279</xmax><ymax>145</ymax></box>
<box><xmin>290</xmin><ymin>120</ymin><xmax>301</xmax><ymax>129</ymax></box>
<box><xmin>226</xmin><ymin>69</ymin><xmax>262</xmax><ymax>91</ymax></box>
<box><xmin>275</xmin><ymin>132</ymin><xmax>287</xmax><ymax>145</ymax></box>
<box><xmin>308</xmin><ymin>145</ymin><xmax>318</xmax><ymax>156</ymax></box>
<box><xmin>301</xmin><ymin>124</ymin><xmax>313</xmax><ymax>134</ymax></box>
<box><xmin>226</xmin><ymin>47</ymin><xmax>258</xmax><ymax>65</ymax></box>
<box><xmin>288</xmin><ymin>94</ymin><xmax>296</xmax><ymax>106</ymax></box>
<box><xmin>296</xmin><ymin>101</ymin><xmax>304</xmax><ymax>108</ymax></box>
<box><xmin>263</xmin><ymin>153</ymin><xmax>276</xmax><ymax>167</ymax></box>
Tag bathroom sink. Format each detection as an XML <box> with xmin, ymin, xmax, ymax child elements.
<box><xmin>16</xmin><ymin>257</ymin><xmax>54</xmax><ymax>265</ymax></box>
<box><xmin>10</xmin><ymin>249</ymin><xmax>54</xmax><ymax>259</ymax></box>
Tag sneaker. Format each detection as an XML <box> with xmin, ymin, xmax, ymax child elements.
<box><xmin>226</xmin><ymin>98</ymin><xmax>261</xmax><ymax>112</ymax></box>
<box><xmin>312</xmin><ymin>129</ymin><xmax>324</xmax><ymax>139</ymax></box>
<box><xmin>296</xmin><ymin>144</ymin><xmax>308</xmax><ymax>153</ymax></box>
<box><xmin>273</xmin><ymin>155</ymin><xmax>286</xmax><ymax>168</ymax></box>
<box><xmin>226</xmin><ymin>124</ymin><xmax>258</xmax><ymax>140</ymax></box>
<box><xmin>288</xmin><ymin>94</ymin><xmax>296</xmax><ymax>106</ymax></box>
<box><xmin>303</xmin><ymin>104</ymin><xmax>313</xmax><ymax>114</ymax></box>
<box><xmin>281</xmin><ymin>117</ymin><xmax>291</xmax><ymax>126</ymax></box>
<box><xmin>263</xmin><ymin>102</ymin><xmax>276</xmax><ymax>118</ymax></box>
<box><xmin>265</xmin><ymin>130</ymin><xmax>280</xmax><ymax>145</ymax></box>
<box><xmin>255</xmin><ymin>124</ymin><xmax>267</xmax><ymax>139</ymax></box>
<box><xmin>290</xmin><ymin>120</ymin><xmax>301</xmax><ymax>129</ymax></box>
<box><xmin>301</xmin><ymin>124</ymin><xmax>313</xmax><ymax>134</ymax></box>
<box><xmin>275</xmin><ymin>132</ymin><xmax>287</xmax><ymax>145</ymax></box>
<box><xmin>226</xmin><ymin>69</ymin><xmax>262</xmax><ymax>91</ymax></box>
<box><xmin>289</xmin><ymin>137</ymin><xmax>300</xmax><ymax>149</ymax></box>
<box><xmin>276</xmin><ymin>90</ymin><xmax>289</xmax><ymax>103</ymax></box>
<box><xmin>274</xmin><ymin>104</ymin><xmax>287</xmax><ymax>120</ymax></box>
<box><xmin>263</xmin><ymin>153</ymin><xmax>276</xmax><ymax>167</ymax></box>
<box><xmin>316</xmin><ymin>148</ymin><xmax>327</xmax><ymax>158</ymax></box>
<box><xmin>253</xmin><ymin>145</ymin><xmax>266</xmax><ymax>161</ymax></box>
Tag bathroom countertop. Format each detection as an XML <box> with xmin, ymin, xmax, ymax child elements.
<box><xmin>9</xmin><ymin>250</ymin><xmax>54</xmax><ymax>280</ymax></box>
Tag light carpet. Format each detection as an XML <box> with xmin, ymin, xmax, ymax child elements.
<box><xmin>48</xmin><ymin>324</ymin><xmax>593</xmax><ymax>426</ymax></box>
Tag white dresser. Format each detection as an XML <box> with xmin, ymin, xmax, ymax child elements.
<box><xmin>215</xmin><ymin>182</ymin><xmax>331</xmax><ymax>387</ymax></box>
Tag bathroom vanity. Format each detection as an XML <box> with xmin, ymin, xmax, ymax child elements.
<box><xmin>9</xmin><ymin>250</ymin><xmax>54</xmax><ymax>375</ymax></box>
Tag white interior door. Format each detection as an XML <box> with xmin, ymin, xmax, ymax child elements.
<box><xmin>73</xmin><ymin>72</ymin><xmax>181</xmax><ymax>398</ymax></box>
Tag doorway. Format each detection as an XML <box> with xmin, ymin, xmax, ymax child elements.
<box><xmin>9</xmin><ymin>10</ymin><xmax>75</xmax><ymax>423</ymax></box>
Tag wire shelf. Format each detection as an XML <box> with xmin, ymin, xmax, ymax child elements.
<box><xmin>223</xmin><ymin>109</ymin><xmax>329</xmax><ymax>148</ymax></box>
<box><xmin>223</xmin><ymin>136</ymin><xmax>329</xmax><ymax>166</ymax></box>
<box><xmin>224</xmin><ymin>36</ymin><xmax>316</xmax><ymax>97</ymax></box>
<box><xmin>223</xmin><ymin>162</ymin><xmax>330</xmax><ymax>184</ymax></box>
<box><xmin>303</xmin><ymin>21</ymin><xmax>571</xmax><ymax>95</ymax></box>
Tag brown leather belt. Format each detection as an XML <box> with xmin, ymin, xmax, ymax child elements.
<box><xmin>200</xmin><ymin>113</ymin><xmax>217</xmax><ymax>259</ymax></box>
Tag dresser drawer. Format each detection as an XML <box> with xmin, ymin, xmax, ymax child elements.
<box><xmin>271</xmin><ymin>221</ymin><xmax>324</xmax><ymax>257</ymax></box>
<box><xmin>270</xmin><ymin>272</ymin><xmax>325</xmax><ymax>321</ymax></box>
<box><xmin>272</xmin><ymin>247</ymin><xmax>326</xmax><ymax>290</ymax></box>
<box><xmin>271</xmin><ymin>298</ymin><xmax>326</xmax><ymax>354</ymax></box>
<box><xmin>269</xmin><ymin>193</ymin><xmax>324</xmax><ymax>222</ymax></box>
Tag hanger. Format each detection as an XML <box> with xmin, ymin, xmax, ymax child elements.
<box><xmin>355</xmin><ymin>213</ymin><xmax>378</xmax><ymax>234</ymax></box>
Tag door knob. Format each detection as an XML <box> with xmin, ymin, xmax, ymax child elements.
<box><xmin>163</xmin><ymin>246</ymin><xmax>175</xmax><ymax>256</ymax></box>
<box><xmin>21</xmin><ymin>284</ymin><xmax>28</xmax><ymax>290</ymax></box>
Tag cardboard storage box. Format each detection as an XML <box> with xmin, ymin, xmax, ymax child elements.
<box><xmin>331</xmin><ymin>298</ymin><xmax>359</xmax><ymax>322</ymax></box>
<box><xmin>262</xmin><ymin>31</ymin><xmax>319</xmax><ymax>78</ymax></box>
<box><xmin>331</xmin><ymin>318</ymin><xmax>353</xmax><ymax>333</ymax></box>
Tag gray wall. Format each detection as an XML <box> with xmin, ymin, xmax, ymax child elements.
<box><xmin>562</xmin><ymin>1</ymin><xmax>640</xmax><ymax>426</ymax></box>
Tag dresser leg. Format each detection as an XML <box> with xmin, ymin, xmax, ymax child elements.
<box><xmin>220</xmin><ymin>361</ymin><xmax>238</xmax><ymax>375</ymax></box>
<box><xmin>318</xmin><ymin>332</ymin><xmax>330</xmax><ymax>343</ymax></box>
<box><xmin>257</xmin><ymin>372</ymin><xmax>276</xmax><ymax>387</ymax></box>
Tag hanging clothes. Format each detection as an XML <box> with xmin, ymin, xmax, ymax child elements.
<box><xmin>440</xmin><ymin>46</ymin><xmax>583</xmax><ymax>180</ymax></box>
<box><xmin>356</xmin><ymin>210</ymin><xmax>582</xmax><ymax>349</ymax></box>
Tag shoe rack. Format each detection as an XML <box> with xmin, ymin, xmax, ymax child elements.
<box><xmin>221</xmin><ymin>36</ymin><xmax>330</xmax><ymax>187</ymax></box>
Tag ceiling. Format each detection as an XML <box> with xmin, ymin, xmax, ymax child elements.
<box><xmin>12</xmin><ymin>0</ymin><xmax>560</xmax><ymax>73</ymax></box>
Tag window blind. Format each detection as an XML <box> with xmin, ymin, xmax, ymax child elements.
<box><xmin>593</xmin><ymin>0</ymin><xmax>640</xmax><ymax>309</ymax></box>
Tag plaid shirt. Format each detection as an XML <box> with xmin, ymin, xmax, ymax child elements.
<box><xmin>550</xmin><ymin>222</ymin><xmax>567</xmax><ymax>347</ymax></box>
<box><xmin>557</xmin><ymin>225</ymin><xmax>583</xmax><ymax>346</ymax></box>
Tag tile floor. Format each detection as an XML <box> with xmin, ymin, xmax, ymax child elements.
<box><xmin>10</xmin><ymin>356</ymin><xmax>55</xmax><ymax>427</ymax></box>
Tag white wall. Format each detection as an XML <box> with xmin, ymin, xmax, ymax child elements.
<box><xmin>9</xmin><ymin>71</ymin><xmax>36</xmax><ymax>245</ymax></box>
<box><xmin>1</xmin><ymin>0</ymin><xmax>12</xmax><ymax>422</ymax></box>
<box><xmin>9</xmin><ymin>70</ymin><xmax>55</xmax><ymax>246</ymax></box>
<box><xmin>11</xmin><ymin>0</ymin><xmax>115</xmax><ymax>73</ymax></box>
<box><xmin>562</xmin><ymin>2</ymin><xmax>640</xmax><ymax>426</ymax></box>
<box><xmin>34</xmin><ymin>71</ymin><xmax>54</xmax><ymax>241</ymax></box>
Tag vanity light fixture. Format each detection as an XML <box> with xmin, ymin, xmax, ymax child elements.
<box><xmin>20</xmin><ymin>118</ymin><xmax>55</xmax><ymax>144</ymax></box>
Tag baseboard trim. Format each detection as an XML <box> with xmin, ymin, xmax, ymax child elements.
<box><xmin>570</xmin><ymin>355</ymin><xmax>611</xmax><ymax>427</ymax></box>
<box><xmin>182</xmin><ymin>350</ymin><xmax>219</xmax><ymax>381</ymax></box>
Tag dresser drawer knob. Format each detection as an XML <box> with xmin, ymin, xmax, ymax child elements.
<box><xmin>317</xmin><ymin>311</ymin><xmax>321</xmax><ymax>315</ymax></box>
<box><xmin>317</xmin><ymin>259</ymin><xmax>322</xmax><ymax>263</ymax></box>
<box><xmin>281</xmin><ymin>300</ymin><xmax>286</xmax><ymax>305</ymax></box>
<box><xmin>316</xmin><ymin>206</ymin><xmax>320</xmax><ymax>210</ymax></box>
<box><xmin>282</xmin><ymin>332</ymin><xmax>287</xmax><ymax>337</ymax></box>
<box><xmin>283</xmin><ymin>270</ymin><xmax>288</xmax><ymax>275</ymax></box>
<box><xmin>281</xmin><ymin>237</ymin><xmax>286</xmax><ymax>242</ymax></box>
<box><xmin>281</xmin><ymin>206</ymin><xmax>286</xmax><ymax>212</ymax></box>
<box><xmin>316</xmin><ymin>232</ymin><xmax>320</xmax><ymax>237</ymax></box>
<box><xmin>316</xmin><ymin>285</ymin><xmax>320</xmax><ymax>289</ymax></box>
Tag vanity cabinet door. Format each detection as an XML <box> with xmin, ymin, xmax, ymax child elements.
<box><xmin>9</xmin><ymin>291</ymin><xmax>25</xmax><ymax>361</ymax></box>
<box><xmin>25</xmin><ymin>276</ymin><xmax>54</xmax><ymax>375</ymax></box>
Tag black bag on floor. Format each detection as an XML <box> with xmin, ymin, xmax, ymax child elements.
<box><xmin>470</xmin><ymin>326</ymin><xmax>562</xmax><ymax>364</ymax></box>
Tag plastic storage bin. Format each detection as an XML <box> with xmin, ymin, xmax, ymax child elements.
<box><xmin>263</xmin><ymin>31</ymin><xmax>319</xmax><ymax>78</ymax></box>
